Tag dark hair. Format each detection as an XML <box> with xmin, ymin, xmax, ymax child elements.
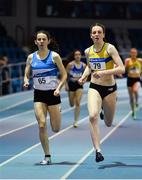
<box><xmin>90</xmin><ymin>23</ymin><xmax>106</xmax><ymax>42</ymax></box>
<box><xmin>90</xmin><ymin>23</ymin><xmax>106</xmax><ymax>34</ymax></box>
<box><xmin>67</xmin><ymin>49</ymin><xmax>82</xmax><ymax>62</ymax></box>
<box><xmin>34</xmin><ymin>30</ymin><xmax>60</xmax><ymax>53</ymax></box>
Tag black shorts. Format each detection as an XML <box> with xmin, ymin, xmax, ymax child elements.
<box><xmin>68</xmin><ymin>81</ymin><xmax>83</xmax><ymax>92</ymax></box>
<box><xmin>89</xmin><ymin>82</ymin><xmax>117</xmax><ymax>100</ymax></box>
<box><xmin>127</xmin><ymin>77</ymin><xmax>140</xmax><ymax>87</ymax></box>
<box><xmin>34</xmin><ymin>89</ymin><xmax>61</xmax><ymax>106</ymax></box>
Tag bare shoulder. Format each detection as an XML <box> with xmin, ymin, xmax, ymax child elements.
<box><xmin>107</xmin><ymin>43</ymin><xmax>121</xmax><ymax>57</ymax></box>
<box><xmin>28</xmin><ymin>53</ymin><xmax>33</xmax><ymax>59</ymax></box>
<box><xmin>125</xmin><ymin>58</ymin><xmax>130</xmax><ymax>62</ymax></box>
<box><xmin>124</xmin><ymin>58</ymin><xmax>130</xmax><ymax>66</ymax></box>
<box><xmin>66</xmin><ymin>61</ymin><xmax>73</xmax><ymax>68</ymax></box>
<box><xmin>52</xmin><ymin>51</ymin><xmax>62</xmax><ymax>64</ymax></box>
<box><xmin>82</xmin><ymin>62</ymin><xmax>86</xmax><ymax>67</ymax></box>
<box><xmin>69</xmin><ymin>61</ymin><xmax>74</xmax><ymax>65</ymax></box>
<box><xmin>84</xmin><ymin>47</ymin><xmax>90</xmax><ymax>55</ymax></box>
<box><xmin>27</xmin><ymin>53</ymin><xmax>33</xmax><ymax>64</ymax></box>
<box><xmin>52</xmin><ymin>51</ymin><xmax>60</xmax><ymax>58</ymax></box>
<box><xmin>107</xmin><ymin>43</ymin><xmax>116</xmax><ymax>51</ymax></box>
<box><xmin>138</xmin><ymin>58</ymin><xmax>142</xmax><ymax>62</ymax></box>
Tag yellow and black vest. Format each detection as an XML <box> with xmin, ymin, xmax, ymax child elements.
<box><xmin>126</xmin><ymin>58</ymin><xmax>141</xmax><ymax>76</ymax></box>
<box><xmin>88</xmin><ymin>43</ymin><xmax>114</xmax><ymax>71</ymax></box>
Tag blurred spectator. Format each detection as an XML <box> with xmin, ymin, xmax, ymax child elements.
<box><xmin>0</xmin><ymin>54</ymin><xmax>10</xmax><ymax>95</ymax></box>
<box><xmin>0</xmin><ymin>21</ymin><xmax>7</xmax><ymax>36</ymax></box>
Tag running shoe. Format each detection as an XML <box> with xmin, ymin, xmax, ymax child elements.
<box><xmin>100</xmin><ymin>111</ymin><xmax>104</xmax><ymax>120</ymax></box>
<box><xmin>96</xmin><ymin>151</ymin><xmax>104</xmax><ymax>162</ymax></box>
<box><xmin>135</xmin><ymin>103</ymin><xmax>139</xmax><ymax>110</ymax></box>
<box><xmin>40</xmin><ymin>155</ymin><xmax>51</xmax><ymax>165</ymax></box>
<box><xmin>132</xmin><ymin>111</ymin><xmax>136</xmax><ymax>120</ymax></box>
<box><xmin>73</xmin><ymin>121</ymin><xmax>78</xmax><ymax>128</ymax></box>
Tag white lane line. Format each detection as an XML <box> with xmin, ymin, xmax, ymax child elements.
<box><xmin>0</xmin><ymin>96</ymin><xmax>71</xmax><ymax>122</ymax></box>
<box><xmin>61</xmin><ymin>111</ymin><xmax>131</xmax><ymax>180</ymax></box>
<box><xmin>0</xmin><ymin>116</ymin><xmax>89</xmax><ymax>167</ymax></box>
<box><xmin>103</xmin><ymin>155</ymin><xmax>142</xmax><ymax>157</ymax></box>
<box><xmin>0</xmin><ymin>88</ymin><xmax>85</xmax><ymax>100</ymax></box>
<box><xmin>0</xmin><ymin>86</ymin><xmax>131</xmax><ymax>112</ymax></box>
<box><xmin>0</xmin><ymin>110</ymin><xmax>34</xmax><ymax>122</ymax></box>
<box><xmin>0</xmin><ymin>85</ymin><xmax>134</xmax><ymax>114</ymax></box>
<box><xmin>1</xmin><ymin>154</ymin><xmax>142</xmax><ymax>157</ymax></box>
<box><xmin>0</xmin><ymin>92</ymin><xmax>128</xmax><ymax>123</ymax></box>
<box><xmin>0</xmin><ymin>122</ymin><xmax>36</xmax><ymax>137</ymax></box>
<box><xmin>0</xmin><ymin>98</ymin><xmax>32</xmax><ymax>112</ymax></box>
<box><xmin>0</xmin><ymin>97</ymin><xmax>133</xmax><ymax>137</ymax></box>
<box><xmin>0</xmin><ymin>95</ymin><xmax>68</xmax><ymax>113</ymax></box>
<box><xmin>0</xmin><ymin>94</ymin><xmax>137</xmax><ymax>137</ymax></box>
<box><xmin>0</xmin><ymin>89</ymin><xmax>87</xmax><ymax>112</ymax></box>
<box><xmin>0</xmin><ymin>101</ymin><xmax>87</xmax><ymax>137</ymax></box>
<box><xmin>0</xmin><ymin>91</ymin><xmax>31</xmax><ymax>100</ymax></box>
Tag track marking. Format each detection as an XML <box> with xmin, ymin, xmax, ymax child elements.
<box><xmin>0</xmin><ymin>87</ymin><xmax>134</xmax><ymax>113</ymax></box>
<box><xmin>0</xmin><ymin>96</ymin><xmax>68</xmax><ymax>113</ymax></box>
<box><xmin>61</xmin><ymin>111</ymin><xmax>131</xmax><ymax>180</ymax></box>
<box><xmin>0</xmin><ymin>116</ymin><xmax>89</xmax><ymax>167</ymax></box>
<box><xmin>0</xmin><ymin>95</ymin><xmax>76</xmax><ymax>122</ymax></box>
<box><xmin>0</xmin><ymin>101</ymin><xmax>87</xmax><ymax>137</ymax></box>
<box><xmin>1</xmin><ymin>154</ymin><xmax>142</xmax><ymax>157</ymax></box>
<box><xmin>0</xmin><ymin>91</ymin><xmax>31</xmax><ymax>100</ymax></box>
<box><xmin>0</xmin><ymin>97</ymin><xmax>133</xmax><ymax>137</ymax></box>
<box><xmin>0</xmin><ymin>98</ymin><xmax>32</xmax><ymax>112</ymax></box>
<box><xmin>0</xmin><ymin>110</ymin><xmax>34</xmax><ymax>122</ymax></box>
<box><xmin>0</xmin><ymin>94</ymin><xmax>129</xmax><ymax>123</ymax></box>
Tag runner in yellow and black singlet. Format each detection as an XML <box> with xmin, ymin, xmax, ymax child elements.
<box><xmin>125</xmin><ymin>48</ymin><xmax>142</xmax><ymax>119</ymax></box>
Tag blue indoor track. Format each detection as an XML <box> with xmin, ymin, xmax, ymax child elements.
<box><xmin>0</xmin><ymin>78</ymin><xmax>142</xmax><ymax>179</ymax></box>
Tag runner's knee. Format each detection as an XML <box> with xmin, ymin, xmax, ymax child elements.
<box><xmin>69</xmin><ymin>100</ymin><xmax>74</xmax><ymax>107</ymax></box>
<box><xmin>39</xmin><ymin>120</ymin><xmax>46</xmax><ymax>128</ymax></box>
<box><xmin>75</xmin><ymin>100</ymin><xmax>80</xmax><ymax>107</ymax></box>
<box><xmin>52</xmin><ymin>126</ymin><xmax>60</xmax><ymax>133</ymax></box>
<box><xmin>105</xmin><ymin>120</ymin><xmax>112</xmax><ymax>127</ymax></box>
<box><xmin>89</xmin><ymin>114</ymin><xmax>98</xmax><ymax>124</ymax></box>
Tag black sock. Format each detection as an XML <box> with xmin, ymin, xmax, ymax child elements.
<box><xmin>45</xmin><ymin>154</ymin><xmax>51</xmax><ymax>158</ymax></box>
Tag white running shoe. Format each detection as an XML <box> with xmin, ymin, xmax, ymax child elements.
<box><xmin>40</xmin><ymin>156</ymin><xmax>51</xmax><ymax>165</ymax></box>
<box><xmin>73</xmin><ymin>121</ymin><xmax>78</xmax><ymax>128</ymax></box>
<box><xmin>132</xmin><ymin>111</ymin><xmax>136</xmax><ymax>120</ymax></box>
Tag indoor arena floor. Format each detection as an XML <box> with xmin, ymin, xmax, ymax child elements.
<box><xmin>0</xmin><ymin>78</ymin><xmax>142</xmax><ymax>179</ymax></box>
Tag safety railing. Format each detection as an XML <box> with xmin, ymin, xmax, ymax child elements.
<box><xmin>0</xmin><ymin>62</ymin><xmax>29</xmax><ymax>96</ymax></box>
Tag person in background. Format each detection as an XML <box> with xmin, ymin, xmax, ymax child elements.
<box><xmin>0</xmin><ymin>21</ymin><xmax>7</xmax><ymax>37</ymax></box>
<box><xmin>125</xmin><ymin>48</ymin><xmax>142</xmax><ymax>119</ymax></box>
<box><xmin>0</xmin><ymin>54</ymin><xmax>10</xmax><ymax>95</ymax></box>
<box><xmin>65</xmin><ymin>50</ymin><xmax>86</xmax><ymax>127</ymax></box>
<box><xmin>23</xmin><ymin>30</ymin><xmax>67</xmax><ymax>165</ymax></box>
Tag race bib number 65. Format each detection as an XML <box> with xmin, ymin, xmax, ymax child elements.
<box><xmin>38</xmin><ymin>77</ymin><xmax>46</xmax><ymax>84</ymax></box>
<box><xmin>33</xmin><ymin>76</ymin><xmax>58</xmax><ymax>90</ymax></box>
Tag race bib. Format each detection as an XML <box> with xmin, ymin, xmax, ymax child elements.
<box><xmin>129</xmin><ymin>67</ymin><xmax>140</xmax><ymax>74</ymax></box>
<box><xmin>70</xmin><ymin>70</ymin><xmax>82</xmax><ymax>79</ymax></box>
<box><xmin>90</xmin><ymin>61</ymin><xmax>106</xmax><ymax>70</ymax></box>
<box><xmin>33</xmin><ymin>76</ymin><xmax>58</xmax><ymax>90</ymax></box>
